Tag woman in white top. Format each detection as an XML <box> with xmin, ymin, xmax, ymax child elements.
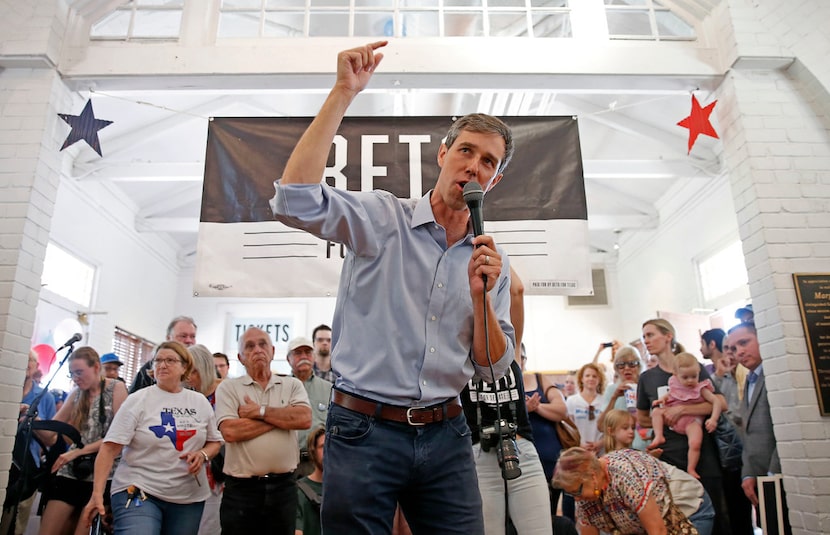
<box><xmin>565</xmin><ymin>363</ymin><xmax>607</xmax><ymax>454</ymax></box>
<box><xmin>81</xmin><ymin>341</ymin><xmax>223</xmax><ymax>535</ymax></box>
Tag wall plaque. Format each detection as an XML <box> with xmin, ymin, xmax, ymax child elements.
<box><xmin>792</xmin><ymin>273</ymin><xmax>830</xmax><ymax>416</ymax></box>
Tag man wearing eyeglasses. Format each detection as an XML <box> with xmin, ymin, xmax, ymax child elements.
<box><xmin>215</xmin><ymin>327</ymin><xmax>311</xmax><ymax>535</ymax></box>
<box><xmin>129</xmin><ymin>316</ymin><xmax>198</xmax><ymax>394</ymax></box>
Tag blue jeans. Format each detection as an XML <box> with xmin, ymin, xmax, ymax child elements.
<box><xmin>689</xmin><ymin>489</ymin><xmax>716</xmax><ymax>535</ymax></box>
<box><xmin>111</xmin><ymin>490</ymin><xmax>204</xmax><ymax>535</ymax></box>
<box><xmin>322</xmin><ymin>402</ymin><xmax>484</xmax><ymax>535</ymax></box>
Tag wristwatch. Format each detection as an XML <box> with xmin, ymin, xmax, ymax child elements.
<box><xmin>259</xmin><ymin>404</ymin><xmax>266</xmax><ymax>419</ymax></box>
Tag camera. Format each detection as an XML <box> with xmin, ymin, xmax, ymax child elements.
<box><xmin>480</xmin><ymin>419</ymin><xmax>522</xmax><ymax>480</ymax></box>
<box><xmin>70</xmin><ymin>454</ymin><xmax>96</xmax><ymax>480</ymax></box>
<box><xmin>602</xmin><ymin>341</ymin><xmax>614</xmax><ymax>348</ymax></box>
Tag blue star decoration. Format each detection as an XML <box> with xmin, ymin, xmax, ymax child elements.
<box><xmin>58</xmin><ymin>99</ymin><xmax>113</xmax><ymax>157</ymax></box>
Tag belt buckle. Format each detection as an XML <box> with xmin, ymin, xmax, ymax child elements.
<box><xmin>406</xmin><ymin>406</ymin><xmax>427</xmax><ymax>426</ymax></box>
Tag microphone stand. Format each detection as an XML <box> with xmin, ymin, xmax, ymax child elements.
<box><xmin>5</xmin><ymin>343</ymin><xmax>78</xmax><ymax>535</ymax></box>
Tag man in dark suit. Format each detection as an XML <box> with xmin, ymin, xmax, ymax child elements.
<box><xmin>730</xmin><ymin>321</ymin><xmax>792</xmax><ymax>535</ymax></box>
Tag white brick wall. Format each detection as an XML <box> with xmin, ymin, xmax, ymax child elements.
<box><xmin>0</xmin><ymin>63</ymin><xmax>71</xmax><ymax>506</ymax></box>
<box><xmin>716</xmin><ymin>55</ymin><xmax>830</xmax><ymax>535</ymax></box>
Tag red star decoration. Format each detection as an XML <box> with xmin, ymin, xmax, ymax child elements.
<box><xmin>677</xmin><ymin>94</ymin><xmax>718</xmax><ymax>154</ymax></box>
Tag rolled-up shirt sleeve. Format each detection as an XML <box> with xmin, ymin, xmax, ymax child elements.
<box><xmin>271</xmin><ymin>181</ymin><xmax>382</xmax><ymax>256</ymax></box>
<box><xmin>470</xmin><ymin>254</ymin><xmax>515</xmax><ymax>382</ymax></box>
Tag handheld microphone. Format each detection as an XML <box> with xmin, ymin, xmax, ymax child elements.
<box><xmin>462</xmin><ymin>181</ymin><xmax>485</xmax><ymax>238</ymax></box>
<box><xmin>57</xmin><ymin>333</ymin><xmax>83</xmax><ymax>351</ymax></box>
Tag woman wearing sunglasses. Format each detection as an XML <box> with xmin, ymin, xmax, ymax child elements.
<box><xmin>597</xmin><ymin>346</ymin><xmax>650</xmax><ymax>451</ymax></box>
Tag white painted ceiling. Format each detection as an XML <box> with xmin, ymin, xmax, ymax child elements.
<box><xmin>56</xmin><ymin>0</ymin><xmax>726</xmax><ymax>268</ymax></box>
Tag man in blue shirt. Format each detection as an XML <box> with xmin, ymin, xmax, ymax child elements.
<box><xmin>272</xmin><ymin>41</ymin><xmax>516</xmax><ymax>534</ymax></box>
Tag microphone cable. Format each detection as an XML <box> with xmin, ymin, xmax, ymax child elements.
<box><xmin>465</xmin><ymin>179</ymin><xmax>519</xmax><ymax>531</ymax></box>
<box><xmin>478</xmin><ymin>265</ymin><xmax>517</xmax><ymax>535</ymax></box>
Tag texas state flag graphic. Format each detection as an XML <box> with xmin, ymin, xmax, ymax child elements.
<box><xmin>149</xmin><ymin>412</ymin><xmax>196</xmax><ymax>451</ymax></box>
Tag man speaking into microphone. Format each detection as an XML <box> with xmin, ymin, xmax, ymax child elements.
<box><xmin>271</xmin><ymin>40</ymin><xmax>516</xmax><ymax>534</ymax></box>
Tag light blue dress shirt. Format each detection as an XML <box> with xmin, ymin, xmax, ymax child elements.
<box><xmin>272</xmin><ymin>182</ymin><xmax>515</xmax><ymax>406</ymax></box>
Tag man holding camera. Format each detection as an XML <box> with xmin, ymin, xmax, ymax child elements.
<box><xmin>461</xmin><ymin>358</ymin><xmax>552</xmax><ymax>534</ymax></box>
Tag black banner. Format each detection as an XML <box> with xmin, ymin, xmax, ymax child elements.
<box><xmin>195</xmin><ymin>115</ymin><xmax>590</xmax><ymax>297</ymax></box>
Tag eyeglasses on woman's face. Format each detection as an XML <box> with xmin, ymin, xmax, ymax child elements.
<box><xmin>615</xmin><ymin>361</ymin><xmax>639</xmax><ymax>370</ymax></box>
<box><xmin>563</xmin><ymin>482</ymin><xmax>584</xmax><ymax>498</ymax></box>
<box><xmin>67</xmin><ymin>368</ymin><xmax>88</xmax><ymax>379</ymax></box>
<box><xmin>153</xmin><ymin>357</ymin><xmax>182</xmax><ymax>367</ymax></box>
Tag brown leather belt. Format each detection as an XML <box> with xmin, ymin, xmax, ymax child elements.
<box><xmin>332</xmin><ymin>390</ymin><xmax>462</xmax><ymax>426</ymax></box>
<box><xmin>226</xmin><ymin>472</ymin><xmax>293</xmax><ymax>483</ymax></box>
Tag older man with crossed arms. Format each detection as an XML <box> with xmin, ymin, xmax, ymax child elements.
<box><xmin>216</xmin><ymin>327</ymin><xmax>311</xmax><ymax>535</ymax></box>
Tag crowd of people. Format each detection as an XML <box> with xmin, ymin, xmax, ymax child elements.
<box><xmin>4</xmin><ymin>308</ymin><xmax>784</xmax><ymax>535</ymax></box>
<box><xmin>3</xmin><ymin>40</ymin><xmax>790</xmax><ymax>535</ymax></box>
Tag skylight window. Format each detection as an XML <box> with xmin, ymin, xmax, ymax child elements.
<box><xmin>604</xmin><ymin>0</ymin><xmax>695</xmax><ymax>40</ymax></box>
<box><xmin>217</xmin><ymin>0</ymin><xmax>571</xmax><ymax>38</ymax></box>
<box><xmin>91</xmin><ymin>0</ymin><xmax>184</xmax><ymax>40</ymax></box>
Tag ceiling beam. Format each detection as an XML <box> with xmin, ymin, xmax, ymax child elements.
<box><xmin>62</xmin><ymin>71</ymin><xmax>722</xmax><ymax>94</ymax></box>
<box><xmin>60</xmin><ymin>39</ymin><xmax>724</xmax><ymax>92</ymax></box>
<box><xmin>136</xmin><ymin>183</ymin><xmax>202</xmax><ymax>219</ymax></box>
<box><xmin>135</xmin><ymin>217</ymin><xmax>198</xmax><ymax>233</ymax></box>
<box><xmin>585</xmin><ymin>182</ymin><xmax>659</xmax><ymax>219</ymax></box>
<box><xmin>583</xmin><ymin>159</ymin><xmax>704</xmax><ymax>179</ymax></box>
<box><xmin>586</xmin><ymin>214</ymin><xmax>658</xmax><ymax>230</ymax></box>
<box><xmin>72</xmin><ymin>162</ymin><xmax>204</xmax><ymax>181</ymax></box>
<box><xmin>74</xmin><ymin>159</ymin><xmax>697</xmax><ymax>183</ymax></box>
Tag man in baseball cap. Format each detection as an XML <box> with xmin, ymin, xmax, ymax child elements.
<box><xmin>286</xmin><ymin>336</ymin><xmax>332</xmax><ymax>477</ymax></box>
<box><xmin>100</xmin><ymin>352</ymin><xmax>125</xmax><ymax>382</ymax></box>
